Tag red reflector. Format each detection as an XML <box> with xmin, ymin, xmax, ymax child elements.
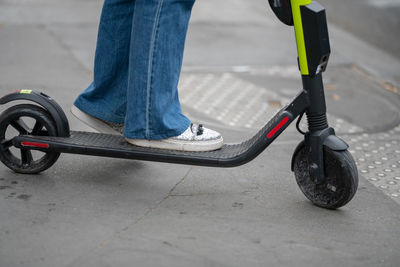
<box><xmin>21</xmin><ymin>142</ymin><xmax>49</xmax><ymax>149</ymax></box>
<box><xmin>267</xmin><ymin>116</ymin><xmax>290</xmax><ymax>139</ymax></box>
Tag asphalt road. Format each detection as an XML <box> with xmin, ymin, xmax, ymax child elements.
<box><xmin>318</xmin><ymin>0</ymin><xmax>400</xmax><ymax>61</ymax></box>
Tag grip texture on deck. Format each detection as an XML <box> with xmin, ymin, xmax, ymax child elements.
<box><xmin>15</xmin><ymin>110</ymin><xmax>289</xmax><ymax>167</ymax></box>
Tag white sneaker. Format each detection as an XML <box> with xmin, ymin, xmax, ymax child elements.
<box><xmin>126</xmin><ymin>123</ymin><xmax>224</xmax><ymax>152</ymax></box>
<box><xmin>70</xmin><ymin>105</ymin><xmax>124</xmax><ymax>135</ymax></box>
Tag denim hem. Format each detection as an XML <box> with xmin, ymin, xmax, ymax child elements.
<box><xmin>74</xmin><ymin>98</ymin><xmax>125</xmax><ymax>124</ymax></box>
<box><xmin>123</xmin><ymin>119</ymin><xmax>190</xmax><ymax>140</ymax></box>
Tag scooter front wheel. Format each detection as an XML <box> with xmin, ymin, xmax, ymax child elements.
<box><xmin>0</xmin><ymin>104</ymin><xmax>60</xmax><ymax>174</ymax></box>
<box><xmin>293</xmin><ymin>143</ymin><xmax>358</xmax><ymax>209</ymax></box>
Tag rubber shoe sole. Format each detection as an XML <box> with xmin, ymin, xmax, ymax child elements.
<box><xmin>70</xmin><ymin>105</ymin><xmax>123</xmax><ymax>135</ymax></box>
<box><xmin>126</xmin><ymin>137</ymin><xmax>224</xmax><ymax>152</ymax></box>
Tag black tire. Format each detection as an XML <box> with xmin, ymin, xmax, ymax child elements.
<box><xmin>293</xmin><ymin>144</ymin><xmax>358</xmax><ymax>209</ymax></box>
<box><xmin>0</xmin><ymin>104</ymin><xmax>60</xmax><ymax>174</ymax></box>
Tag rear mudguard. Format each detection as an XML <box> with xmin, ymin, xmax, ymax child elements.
<box><xmin>0</xmin><ymin>90</ymin><xmax>70</xmax><ymax>137</ymax></box>
<box><xmin>291</xmin><ymin>135</ymin><xmax>348</xmax><ymax>171</ymax></box>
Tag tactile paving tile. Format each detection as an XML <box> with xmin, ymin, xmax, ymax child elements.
<box><xmin>179</xmin><ymin>73</ymin><xmax>363</xmax><ymax>134</ymax></box>
<box><xmin>345</xmin><ymin>125</ymin><xmax>400</xmax><ymax>204</ymax></box>
<box><xmin>179</xmin><ymin>73</ymin><xmax>285</xmax><ymax>129</ymax></box>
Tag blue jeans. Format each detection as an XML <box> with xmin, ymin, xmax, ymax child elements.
<box><xmin>74</xmin><ymin>0</ymin><xmax>194</xmax><ymax>139</ymax></box>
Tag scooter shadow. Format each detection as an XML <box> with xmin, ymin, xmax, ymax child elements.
<box><xmin>61</xmin><ymin>156</ymin><xmax>146</xmax><ymax>184</ymax></box>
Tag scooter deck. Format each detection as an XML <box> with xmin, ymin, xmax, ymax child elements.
<box><xmin>13</xmin><ymin>110</ymin><xmax>292</xmax><ymax>167</ymax></box>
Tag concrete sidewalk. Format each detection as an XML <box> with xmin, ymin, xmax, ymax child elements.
<box><xmin>0</xmin><ymin>0</ymin><xmax>399</xmax><ymax>266</ymax></box>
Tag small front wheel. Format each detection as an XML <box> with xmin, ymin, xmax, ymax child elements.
<box><xmin>0</xmin><ymin>104</ymin><xmax>60</xmax><ymax>174</ymax></box>
<box><xmin>293</xmin><ymin>143</ymin><xmax>358</xmax><ymax>209</ymax></box>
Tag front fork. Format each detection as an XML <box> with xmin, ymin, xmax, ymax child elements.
<box><xmin>302</xmin><ymin>74</ymin><xmax>348</xmax><ymax>183</ymax></box>
<box><xmin>292</xmin><ymin>0</ymin><xmax>348</xmax><ymax>183</ymax></box>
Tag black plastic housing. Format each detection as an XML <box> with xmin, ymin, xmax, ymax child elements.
<box><xmin>301</xmin><ymin>2</ymin><xmax>331</xmax><ymax>75</ymax></box>
<box><xmin>269</xmin><ymin>0</ymin><xmax>294</xmax><ymax>26</ymax></box>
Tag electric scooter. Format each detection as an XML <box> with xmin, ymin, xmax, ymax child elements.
<box><xmin>0</xmin><ymin>0</ymin><xmax>358</xmax><ymax>209</ymax></box>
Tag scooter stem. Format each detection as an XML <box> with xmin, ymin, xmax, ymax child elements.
<box><xmin>291</xmin><ymin>0</ymin><xmax>313</xmax><ymax>75</ymax></box>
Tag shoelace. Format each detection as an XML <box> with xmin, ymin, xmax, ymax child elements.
<box><xmin>190</xmin><ymin>123</ymin><xmax>204</xmax><ymax>136</ymax></box>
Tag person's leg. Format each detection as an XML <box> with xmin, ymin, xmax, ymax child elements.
<box><xmin>73</xmin><ymin>0</ymin><xmax>135</xmax><ymax>124</ymax></box>
<box><xmin>124</xmin><ymin>0</ymin><xmax>195</xmax><ymax>140</ymax></box>
<box><xmin>72</xmin><ymin>0</ymin><xmax>223</xmax><ymax>151</ymax></box>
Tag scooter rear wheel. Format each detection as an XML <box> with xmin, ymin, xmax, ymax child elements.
<box><xmin>0</xmin><ymin>104</ymin><xmax>60</xmax><ymax>174</ymax></box>
<box><xmin>293</xmin><ymin>144</ymin><xmax>358</xmax><ymax>209</ymax></box>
